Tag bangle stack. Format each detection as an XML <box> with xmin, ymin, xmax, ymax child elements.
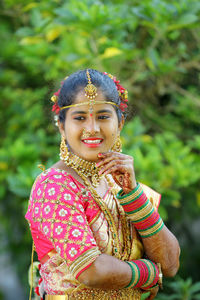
<box><xmin>117</xmin><ymin>183</ymin><xmax>164</xmax><ymax>238</ymax></box>
<box><xmin>125</xmin><ymin>259</ymin><xmax>161</xmax><ymax>289</ymax></box>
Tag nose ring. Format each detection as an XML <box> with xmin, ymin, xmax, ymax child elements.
<box><xmin>82</xmin><ymin>128</ymin><xmax>95</xmax><ymax>138</ymax></box>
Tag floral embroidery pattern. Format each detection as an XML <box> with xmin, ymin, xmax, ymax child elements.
<box><xmin>44</xmin><ymin>205</ymin><xmax>51</xmax><ymax>214</ymax></box>
<box><xmin>72</xmin><ymin>229</ymin><xmax>81</xmax><ymax>237</ymax></box>
<box><xmin>69</xmin><ymin>247</ymin><xmax>77</xmax><ymax>257</ymax></box>
<box><xmin>55</xmin><ymin>225</ymin><xmax>63</xmax><ymax>235</ymax></box>
<box><xmin>59</xmin><ymin>208</ymin><xmax>68</xmax><ymax>217</ymax></box>
<box><xmin>25</xmin><ymin>168</ymin><xmax>101</xmax><ymax>279</ymax></box>
<box><xmin>64</xmin><ymin>193</ymin><xmax>71</xmax><ymax>201</ymax></box>
<box><xmin>76</xmin><ymin>215</ymin><xmax>84</xmax><ymax>223</ymax></box>
<box><xmin>48</xmin><ymin>187</ymin><xmax>55</xmax><ymax>196</ymax></box>
<box><xmin>43</xmin><ymin>226</ymin><xmax>49</xmax><ymax>235</ymax></box>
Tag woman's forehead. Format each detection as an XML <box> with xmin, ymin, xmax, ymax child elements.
<box><xmin>68</xmin><ymin>89</ymin><xmax>116</xmax><ymax>114</ymax></box>
<box><xmin>68</xmin><ymin>103</ymin><xmax>115</xmax><ymax>115</ymax></box>
<box><xmin>74</xmin><ymin>89</ymin><xmax>105</xmax><ymax>103</ymax></box>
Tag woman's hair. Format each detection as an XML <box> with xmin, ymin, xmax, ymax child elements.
<box><xmin>57</xmin><ymin>69</ymin><xmax>124</xmax><ymax>123</ymax></box>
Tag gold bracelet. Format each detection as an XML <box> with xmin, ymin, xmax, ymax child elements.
<box><xmin>157</xmin><ymin>263</ymin><xmax>163</xmax><ymax>289</ymax></box>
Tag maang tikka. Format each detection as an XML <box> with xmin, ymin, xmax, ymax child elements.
<box><xmin>84</xmin><ymin>69</ymin><xmax>98</xmax><ymax>116</ymax></box>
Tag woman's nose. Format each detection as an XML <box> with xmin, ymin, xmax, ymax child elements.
<box><xmin>86</xmin><ymin>118</ymin><xmax>100</xmax><ymax>134</ymax></box>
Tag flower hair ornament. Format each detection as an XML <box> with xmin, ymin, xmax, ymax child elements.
<box><xmin>51</xmin><ymin>70</ymin><xmax>128</xmax><ymax>119</ymax></box>
<box><xmin>103</xmin><ymin>72</ymin><xmax>128</xmax><ymax>112</ymax></box>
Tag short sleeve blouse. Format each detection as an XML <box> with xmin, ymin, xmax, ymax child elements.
<box><xmin>25</xmin><ymin>168</ymin><xmax>101</xmax><ymax>279</ymax></box>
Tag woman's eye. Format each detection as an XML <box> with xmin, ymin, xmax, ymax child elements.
<box><xmin>98</xmin><ymin>115</ymin><xmax>109</xmax><ymax>120</ymax></box>
<box><xmin>74</xmin><ymin>116</ymin><xmax>85</xmax><ymax>121</ymax></box>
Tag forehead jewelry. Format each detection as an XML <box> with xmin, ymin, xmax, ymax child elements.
<box><xmin>51</xmin><ymin>72</ymin><xmax>120</xmax><ymax>114</ymax></box>
<box><xmin>84</xmin><ymin>69</ymin><xmax>98</xmax><ymax>116</ymax></box>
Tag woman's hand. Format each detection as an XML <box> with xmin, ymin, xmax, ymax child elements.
<box><xmin>96</xmin><ymin>152</ymin><xmax>137</xmax><ymax>194</ymax></box>
<box><xmin>142</xmin><ymin>286</ymin><xmax>159</xmax><ymax>300</ymax></box>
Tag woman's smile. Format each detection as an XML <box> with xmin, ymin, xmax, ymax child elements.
<box><xmin>81</xmin><ymin>138</ymin><xmax>104</xmax><ymax>148</ymax></box>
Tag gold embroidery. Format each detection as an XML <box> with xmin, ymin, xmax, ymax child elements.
<box><xmin>69</xmin><ymin>247</ymin><xmax>101</xmax><ymax>278</ymax></box>
<box><xmin>45</xmin><ymin>287</ymin><xmax>142</xmax><ymax>299</ymax></box>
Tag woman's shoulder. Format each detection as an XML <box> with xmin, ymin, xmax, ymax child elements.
<box><xmin>31</xmin><ymin>167</ymin><xmax>81</xmax><ymax>195</ymax></box>
<box><xmin>34</xmin><ymin>167</ymin><xmax>69</xmax><ymax>183</ymax></box>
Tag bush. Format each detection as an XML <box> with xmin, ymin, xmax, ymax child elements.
<box><xmin>0</xmin><ymin>0</ymin><xmax>200</xmax><ymax>294</ymax></box>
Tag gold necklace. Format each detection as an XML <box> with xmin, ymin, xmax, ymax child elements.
<box><xmin>85</xmin><ymin>179</ymin><xmax>132</xmax><ymax>260</ymax></box>
<box><xmin>62</xmin><ymin>154</ymin><xmax>132</xmax><ymax>260</ymax></box>
<box><xmin>60</xmin><ymin>152</ymin><xmax>103</xmax><ymax>187</ymax></box>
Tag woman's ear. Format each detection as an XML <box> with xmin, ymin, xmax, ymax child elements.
<box><xmin>118</xmin><ymin>115</ymin><xmax>125</xmax><ymax>132</ymax></box>
<box><xmin>58</xmin><ymin>120</ymin><xmax>65</xmax><ymax>137</ymax></box>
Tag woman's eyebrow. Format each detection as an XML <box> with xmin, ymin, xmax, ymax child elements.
<box><xmin>97</xmin><ymin>109</ymin><xmax>113</xmax><ymax>114</ymax></box>
<box><xmin>71</xmin><ymin>110</ymin><xmax>87</xmax><ymax>115</ymax></box>
<box><xmin>71</xmin><ymin>109</ymin><xmax>113</xmax><ymax>115</ymax></box>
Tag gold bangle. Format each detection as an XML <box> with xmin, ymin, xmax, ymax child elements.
<box><xmin>157</xmin><ymin>263</ymin><xmax>163</xmax><ymax>289</ymax></box>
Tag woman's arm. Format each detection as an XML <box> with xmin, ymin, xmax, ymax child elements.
<box><xmin>141</xmin><ymin>225</ymin><xmax>180</xmax><ymax>277</ymax></box>
<box><xmin>78</xmin><ymin>229</ymin><xmax>179</xmax><ymax>289</ymax></box>
<box><xmin>78</xmin><ymin>254</ymin><xmax>161</xmax><ymax>291</ymax></box>
<box><xmin>97</xmin><ymin>152</ymin><xmax>180</xmax><ymax>277</ymax></box>
<box><xmin>78</xmin><ymin>253</ymin><xmax>132</xmax><ymax>289</ymax></box>
<box><xmin>117</xmin><ymin>184</ymin><xmax>180</xmax><ymax>277</ymax></box>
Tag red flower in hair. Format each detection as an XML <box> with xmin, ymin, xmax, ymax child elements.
<box><xmin>119</xmin><ymin>103</ymin><xmax>128</xmax><ymax>112</ymax></box>
<box><xmin>52</xmin><ymin>103</ymin><xmax>60</xmax><ymax>115</ymax></box>
<box><xmin>103</xmin><ymin>72</ymin><xmax>128</xmax><ymax>112</ymax></box>
<box><xmin>54</xmin><ymin>88</ymin><xmax>61</xmax><ymax>97</ymax></box>
<box><xmin>51</xmin><ymin>79</ymin><xmax>66</xmax><ymax>115</ymax></box>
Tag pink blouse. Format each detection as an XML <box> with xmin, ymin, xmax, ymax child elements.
<box><xmin>25</xmin><ymin>168</ymin><xmax>102</xmax><ymax>279</ymax></box>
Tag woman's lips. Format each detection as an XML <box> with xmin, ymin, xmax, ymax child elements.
<box><xmin>82</xmin><ymin>138</ymin><xmax>103</xmax><ymax>148</ymax></box>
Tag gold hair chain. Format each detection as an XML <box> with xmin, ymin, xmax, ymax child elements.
<box><xmin>84</xmin><ymin>69</ymin><xmax>98</xmax><ymax>115</ymax></box>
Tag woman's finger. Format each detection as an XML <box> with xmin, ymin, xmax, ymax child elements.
<box><xmin>145</xmin><ymin>287</ymin><xmax>159</xmax><ymax>300</ymax></box>
<box><xmin>98</xmin><ymin>160</ymin><xmax>130</xmax><ymax>175</ymax></box>
<box><xmin>96</xmin><ymin>153</ymin><xmax>127</xmax><ymax>167</ymax></box>
<box><xmin>101</xmin><ymin>164</ymin><xmax>131</xmax><ymax>176</ymax></box>
<box><xmin>99</xmin><ymin>158</ymin><xmax>134</xmax><ymax>175</ymax></box>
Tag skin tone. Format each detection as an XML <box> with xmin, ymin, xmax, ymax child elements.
<box><xmin>53</xmin><ymin>88</ymin><xmax>180</xmax><ymax>299</ymax></box>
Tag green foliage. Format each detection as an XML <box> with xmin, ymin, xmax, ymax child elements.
<box><xmin>0</xmin><ymin>0</ymin><xmax>200</xmax><ymax>296</ymax></box>
<box><xmin>157</xmin><ymin>277</ymin><xmax>200</xmax><ymax>300</ymax></box>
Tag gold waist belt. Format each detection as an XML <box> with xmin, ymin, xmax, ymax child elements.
<box><xmin>45</xmin><ymin>288</ymin><xmax>141</xmax><ymax>300</ymax></box>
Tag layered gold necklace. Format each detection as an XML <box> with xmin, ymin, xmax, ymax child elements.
<box><xmin>61</xmin><ymin>151</ymin><xmax>132</xmax><ymax>260</ymax></box>
<box><xmin>60</xmin><ymin>150</ymin><xmax>103</xmax><ymax>187</ymax></box>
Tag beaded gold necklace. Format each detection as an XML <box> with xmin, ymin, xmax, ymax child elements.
<box><xmin>62</xmin><ymin>157</ymin><xmax>132</xmax><ymax>260</ymax></box>
<box><xmin>86</xmin><ymin>178</ymin><xmax>132</xmax><ymax>260</ymax></box>
<box><xmin>60</xmin><ymin>151</ymin><xmax>103</xmax><ymax>187</ymax></box>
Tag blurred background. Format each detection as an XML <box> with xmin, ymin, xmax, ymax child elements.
<box><xmin>0</xmin><ymin>0</ymin><xmax>200</xmax><ymax>299</ymax></box>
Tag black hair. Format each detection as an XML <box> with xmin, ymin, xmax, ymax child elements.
<box><xmin>58</xmin><ymin>69</ymin><xmax>125</xmax><ymax>123</ymax></box>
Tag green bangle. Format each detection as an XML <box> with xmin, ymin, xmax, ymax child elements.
<box><xmin>125</xmin><ymin>261</ymin><xmax>140</xmax><ymax>289</ymax></box>
<box><xmin>125</xmin><ymin>261</ymin><xmax>135</xmax><ymax>288</ymax></box>
<box><xmin>117</xmin><ymin>183</ymin><xmax>140</xmax><ymax>200</ymax></box>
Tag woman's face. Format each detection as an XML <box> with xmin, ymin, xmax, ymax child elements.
<box><xmin>59</xmin><ymin>89</ymin><xmax>123</xmax><ymax>162</ymax></box>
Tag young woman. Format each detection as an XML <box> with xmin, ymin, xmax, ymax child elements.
<box><xmin>25</xmin><ymin>69</ymin><xmax>180</xmax><ymax>300</ymax></box>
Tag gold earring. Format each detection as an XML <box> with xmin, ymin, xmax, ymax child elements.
<box><xmin>60</xmin><ymin>135</ymin><xmax>69</xmax><ymax>161</ymax></box>
<box><xmin>111</xmin><ymin>135</ymin><xmax>122</xmax><ymax>152</ymax></box>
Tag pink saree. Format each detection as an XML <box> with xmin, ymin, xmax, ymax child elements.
<box><xmin>25</xmin><ymin>168</ymin><xmax>161</xmax><ymax>299</ymax></box>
